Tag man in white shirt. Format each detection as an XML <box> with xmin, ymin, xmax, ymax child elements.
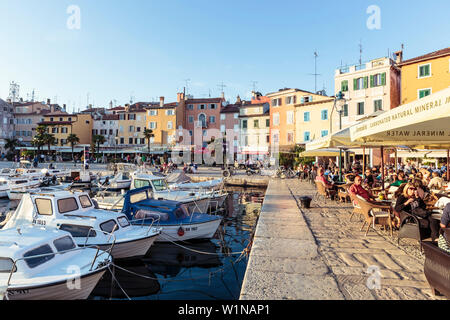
<box><xmin>428</xmin><ymin>171</ymin><xmax>444</xmax><ymax>190</ymax></box>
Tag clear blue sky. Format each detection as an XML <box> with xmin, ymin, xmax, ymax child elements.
<box><xmin>1</xmin><ymin>0</ymin><xmax>449</xmax><ymax>112</ymax></box>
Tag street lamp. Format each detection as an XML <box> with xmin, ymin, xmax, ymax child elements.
<box><xmin>329</xmin><ymin>91</ymin><xmax>347</xmax><ymax>181</ymax></box>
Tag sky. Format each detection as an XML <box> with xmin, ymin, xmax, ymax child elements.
<box><xmin>0</xmin><ymin>0</ymin><xmax>449</xmax><ymax>112</ymax></box>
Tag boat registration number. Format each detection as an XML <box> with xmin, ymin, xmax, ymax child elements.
<box><xmin>33</xmin><ymin>219</ymin><xmax>46</xmax><ymax>226</ymax></box>
<box><xmin>184</xmin><ymin>227</ymin><xmax>197</xmax><ymax>232</ymax></box>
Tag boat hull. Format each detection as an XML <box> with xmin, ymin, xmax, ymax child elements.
<box><xmin>6</xmin><ymin>267</ymin><xmax>107</xmax><ymax>300</ymax></box>
<box><xmin>96</xmin><ymin>233</ymin><xmax>159</xmax><ymax>259</ymax></box>
<box><xmin>156</xmin><ymin>219</ymin><xmax>222</xmax><ymax>242</ymax></box>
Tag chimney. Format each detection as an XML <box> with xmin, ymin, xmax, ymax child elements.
<box><xmin>236</xmin><ymin>95</ymin><xmax>241</xmax><ymax>104</ymax></box>
<box><xmin>159</xmin><ymin>96</ymin><xmax>165</xmax><ymax>107</ymax></box>
<box><xmin>47</xmin><ymin>98</ymin><xmax>51</xmax><ymax>105</ymax></box>
<box><xmin>89</xmin><ymin>104</ymin><xmax>93</xmax><ymax>109</ymax></box>
<box><xmin>221</xmin><ymin>92</ymin><xmax>225</xmax><ymax>99</ymax></box>
<box><xmin>63</xmin><ymin>104</ymin><xmax>67</xmax><ymax>112</ymax></box>
<box><xmin>394</xmin><ymin>50</ymin><xmax>403</xmax><ymax>64</ymax></box>
<box><xmin>177</xmin><ymin>92</ymin><xmax>185</xmax><ymax>102</ymax></box>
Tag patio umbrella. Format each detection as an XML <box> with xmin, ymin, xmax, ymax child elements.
<box><xmin>300</xmin><ymin>148</ymin><xmax>355</xmax><ymax>157</ymax></box>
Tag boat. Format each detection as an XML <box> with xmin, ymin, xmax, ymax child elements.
<box><xmin>0</xmin><ymin>177</ymin><xmax>42</xmax><ymax>198</ymax></box>
<box><xmin>120</xmin><ymin>187</ymin><xmax>222</xmax><ymax>242</ymax></box>
<box><xmin>7</xmin><ymin>183</ymin><xmax>71</xmax><ymax>201</ymax></box>
<box><xmin>98</xmin><ymin>171</ymin><xmax>132</xmax><ymax>190</ymax></box>
<box><xmin>0</xmin><ymin>225</ymin><xmax>111</xmax><ymax>300</ymax></box>
<box><xmin>2</xmin><ymin>190</ymin><xmax>162</xmax><ymax>260</ymax></box>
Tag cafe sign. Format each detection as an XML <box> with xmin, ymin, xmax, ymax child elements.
<box><xmin>350</xmin><ymin>87</ymin><xmax>450</xmax><ymax>146</ymax></box>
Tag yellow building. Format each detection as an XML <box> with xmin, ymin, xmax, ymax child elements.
<box><xmin>398</xmin><ymin>47</ymin><xmax>450</xmax><ymax>105</ymax></box>
<box><xmin>294</xmin><ymin>98</ymin><xmax>335</xmax><ymax>144</ymax></box>
<box><xmin>39</xmin><ymin>111</ymin><xmax>93</xmax><ymax>146</ymax></box>
<box><xmin>267</xmin><ymin>88</ymin><xmax>332</xmax><ymax>150</ymax></box>
<box><xmin>145</xmin><ymin>101</ymin><xmax>177</xmax><ymax>146</ymax></box>
<box><xmin>117</xmin><ymin>104</ymin><xmax>147</xmax><ymax>146</ymax></box>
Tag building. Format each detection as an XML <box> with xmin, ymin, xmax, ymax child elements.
<box><xmin>39</xmin><ymin>111</ymin><xmax>93</xmax><ymax>146</ymax></box>
<box><xmin>398</xmin><ymin>47</ymin><xmax>450</xmax><ymax>104</ymax></box>
<box><xmin>117</xmin><ymin>104</ymin><xmax>147</xmax><ymax>146</ymax></box>
<box><xmin>238</xmin><ymin>102</ymin><xmax>270</xmax><ymax>161</ymax></box>
<box><xmin>294</xmin><ymin>97</ymin><xmax>336</xmax><ymax>144</ymax></box>
<box><xmin>0</xmin><ymin>99</ymin><xmax>15</xmax><ymax>151</ymax></box>
<box><xmin>145</xmin><ymin>97</ymin><xmax>177</xmax><ymax>146</ymax></box>
<box><xmin>334</xmin><ymin>56</ymin><xmax>401</xmax><ymax>129</ymax></box>
<box><xmin>220</xmin><ymin>101</ymin><xmax>241</xmax><ymax>161</ymax></box>
<box><xmin>12</xmin><ymin>100</ymin><xmax>59</xmax><ymax>146</ymax></box>
<box><xmin>267</xmin><ymin>88</ymin><xmax>332</xmax><ymax>150</ymax></box>
<box><xmin>93</xmin><ymin>114</ymin><xmax>119</xmax><ymax>147</ymax></box>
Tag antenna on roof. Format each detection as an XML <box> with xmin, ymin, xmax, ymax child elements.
<box><xmin>217</xmin><ymin>81</ymin><xmax>226</xmax><ymax>98</ymax></box>
<box><xmin>359</xmin><ymin>40</ymin><xmax>363</xmax><ymax>66</ymax></box>
<box><xmin>251</xmin><ymin>81</ymin><xmax>258</xmax><ymax>92</ymax></box>
<box><xmin>308</xmin><ymin>52</ymin><xmax>321</xmax><ymax>93</ymax></box>
<box><xmin>184</xmin><ymin>79</ymin><xmax>191</xmax><ymax>95</ymax></box>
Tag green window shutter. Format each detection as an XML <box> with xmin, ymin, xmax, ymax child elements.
<box><xmin>370</xmin><ymin>75</ymin><xmax>374</xmax><ymax>88</ymax></box>
<box><xmin>353</xmin><ymin>78</ymin><xmax>357</xmax><ymax>90</ymax></box>
<box><xmin>381</xmin><ymin>72</ymin><xmax>386</xmax><ymax>86</ymax></box>
<box><xmin>364</xmin><ymin>76</ymin><xmax>368</xmax><ymax>89</ymax></box>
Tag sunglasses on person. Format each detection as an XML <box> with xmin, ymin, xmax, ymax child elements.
<box><xmin>408</xmin><ymin>187</ymin><xmax>417</xmax><ymax>191</ymax></box>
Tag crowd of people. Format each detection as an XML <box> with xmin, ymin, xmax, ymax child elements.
<box><xmin>307</xmin><ymin>159</ymin><xmax>450</xmax><ymax>254</ymax></box>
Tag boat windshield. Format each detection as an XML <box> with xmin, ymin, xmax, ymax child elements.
<box><xmin>175</xmin><ymin>204</ymin><xmax>191</xmax><ymax>219</ymax></box>
<box><xmin>0</xmin><ymin>258</ymin><xmax>16</xmax><ymax>273</ymax></box>
<box><xmin>152</xmin><ymin>179</ymin><xmax>168</xmax><ymax>191</ymax></box>
<box><xmin>130</xmin><ymin>190</ymin><xmax>149</xmax><ymax>204</ymax></box>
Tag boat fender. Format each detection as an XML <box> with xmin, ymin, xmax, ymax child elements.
<box><xmin>177</xmin><ymin>226</ymin><xmax>185</xmax><ymax>237</ymax></box>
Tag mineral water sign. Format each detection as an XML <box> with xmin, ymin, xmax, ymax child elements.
<box><xmin>350</xmin><ymin>87</ymin><xmax>450</xmax><ymax>145</ymax></box>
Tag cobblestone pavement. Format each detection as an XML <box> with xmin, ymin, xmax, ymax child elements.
<box><xmin>287</xmin><ymin>179</ymin><xmax>442</xmax><ymax>300</ymax></box>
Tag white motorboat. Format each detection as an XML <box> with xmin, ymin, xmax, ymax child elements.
<box><xmin>98</xmin><ymin>171</ymin><xmax>132</xmax><ymax>190</ymax></box>
<box><xmin>0</xmin><ymin>225</ymin><xmax>110</xmax><ymax>300</ymax></box>
<box><xmin>0</xmin><ymin>177</ymin><xmax>42</xmax><ymax>198</ymax></box>
<box><xmin>3</xmin><ymin>190</ymin><xmax>161</xmax><ymax>260</ymax></box>
<box><xmin>7</xmin><ymin>183</ymin><xmax>71</xmax><ymax>201</ymax></box>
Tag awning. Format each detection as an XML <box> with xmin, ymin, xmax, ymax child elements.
<box><xmin>300</xmin><ymin>148</ymin><xmax>355</xmax><ymax>157</ymax></box>
<box><xmin>305</xmin><ymin>124</ymin><xmax>364</xmax><ymax>151</ymax></box>
<box><xmin>350</xmin><ymin>87</ymin><xmax>450</xmax><ymax>148</ymax></box>
<box><xmin>390</xmin><ymin>150</ymin><xmax>450</xmax><ymax>158</ymax></box>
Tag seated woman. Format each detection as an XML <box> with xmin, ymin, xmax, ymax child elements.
<box><xmin>315</xmin><ymin>167</ymin><xmax>337</xmax><ymax>198</ymax></box>
<box><xmin>394</xmin><ymin>182</ymin><xmax>440</xmax><ymax>241</ymax></box>
<box><xmin>390</xmin><ymin>171</ymin><xmax>408</xmax><ymax>187</ymax></box>
<box><xmin>438</xmin><ymin>203</ymin><xmax>450</xmax><ymax>253</ymax></box>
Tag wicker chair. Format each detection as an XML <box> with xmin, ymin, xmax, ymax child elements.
<box><xmin>354</xmin><ymin>195</ymin><xmax>393</xmax><ymax>237</ymax></box>
<box><xmin>397</xmin><ymin>210</ymin><xmax>431</xmax><ymax>251</ymax></box>
<box><xmin>314</xmin><ymin>180</ymin><xmax>337</xmax><ymax>203</ymax></box>
<box><xmin>348</xmin><ymin>192</ymin><xmax>364</xmax><ymax>221</ymax></box>
<box><xmin>338</xmin><ymin>185</ymin><xmax>351</xmax><ymax>203</ymax></box>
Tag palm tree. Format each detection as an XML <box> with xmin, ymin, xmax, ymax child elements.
<box><xmin>143</xmin><ymin>128</ymin><xmax>154</xmax><ymax>154</ymax></box>
<box><xmin>42</xmin><ymin>133</ymin><xmax>56</xmax><ymax>155</ymax></box>
<box><xmin>67</xmin><ymin>134</ymin><xmax>80</xmax><ymax>163</ymax></box>
<box><xmin>5</xmin><ymin>138</ymin><xmax>20</xmax><ymax>155</ymax></box>
<box><xmin>93</xmin><ymin>135</ymin><xmax>106</xmax><ymax>160</ymax></box>
<box><xmin>33</xmin><ymin>125</ymin><xmax>48</xmax><ymax>157</ymax></box>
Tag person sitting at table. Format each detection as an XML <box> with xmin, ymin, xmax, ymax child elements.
<box><xmin>315</xmin><ymin>167</ymin><xmax>337</xmax><ymax>199</ymax></box>
<box><xmin>438</xmin><ymin>203</ymin><xmax>450</xmax><ymax>253</ymax></box>
<box><xmin>349</xmin><ymin>175</ymin><xmax>376</xmax><ymax>202</ymax></box>
<box><xmin>428</xmin><ymin>171</ymin><xmax>444</xmax><ymax>190</ymax></box>
<box><xmin>390</xmin><ymin>171</ymin><xmax>408</xmax><ymax>187</ymax></box>
<box><xmin>363</xmin><ymin>169</ymin><xmax>375</xmax><ymax>188</ymax></box>
<box><xmin>394</xmin><ymin>182</ymin><xmax>440</xmax><ymax>241</ymax></box>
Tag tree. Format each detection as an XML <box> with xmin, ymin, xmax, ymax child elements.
<box><xmin>5</xmin><ymin>138</ymin><xmax>21</xmax><ymax>155</ymax></box>
<box><xmin>42</xmin><ymin>133</ymin><xmax>56</xmax><ymax>155</ymax></box>
<box><xmin>143</xmin><ymin>128</ymin><xmax>155</xmax><ymax>154</ymax></box>
<box><xmin>67</xmin><ymin>134</ymin><xmax>80</xmax><ymax>163</ymax></box>
<box><xmin>93</xmin><ymin>135</ymin><xmax>106</xmax><ymax>160</ymax></box>
<box><xmin>33</xmin><ymin>125</ymin><xmax>49</xmax><ymax>157</ymax></box>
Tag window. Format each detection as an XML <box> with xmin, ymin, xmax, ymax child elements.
<box><xmin>342</xmin><ymin>104</ymin><xmax>348</xmax><ymax>117</ymax></box>
<box><xmin>60</xmin><ymin>224</ymin><xmax>96</xmax><ymax>238</ymax></box>
<box><xmin>354</xmin><ymin>77</ymin><xmax>368</xmax><ymax>90</ymax></box>
<box><xmin>187</xmin><ymin>104</ymin><xmax>194</xmax><ymax>110</ymax></box>
<box><xmin>61</xmin><ymin>127</ymin><xmax>68</xmax><ymax>134</ymax></box>
<box><xmin>418</xmin><ymin>64</ymin><xmax>431</xmax><ymax>78</ymax></box>
<box><xmin>266</xmin><ymin>135</ymin><xmax>270</xmax><ymax>143</ymax></box>
<box><xmin>341</xmin><ymin>80</ymin><xmax>349</xmax><ymax>92</ymax></box>
<box><xmin>357</xmin><ymin>102</ymin><xmax>365</xmax><ymax>115</ymax></box>
<box><xmin>35</xmin><ymin>198</ymin><xmax>53</xmax><ymax>216</ymax></box>
<box><xmin>272</xmin><ymin>98</ymin><xmax>282</xmax><ymax>107</ymax></box>
<box><xmin>234</xmin><ymin>113</ymin><xmax>238</xmax><ymax>119</ymax></box>
<box><xmin>129</xmin><ymin>126</ymin><xmax>135</xmax><ymax>132</ymax></box>
<box><xmin>304</xmin><ymin>112</ymin><xmax>310</xmax><ymax>122</ymax></box>
<box><xmin>117</xmin><ymin>217</ymin><xmax>130</xmax><ymax>228</ymax></box>
<box><xmin>79</xmin><ymin>195</ymin><xmax>92</xmax><ymax>208</ymax></box>
<box><xmin>321</xmin><ymin>110</ymin><xmax>328</xmax><ymax>120</ymax></box>
<box><xmin>242</xmin><ymin>120</ymin><xmax>247</xmax><ymax>129</ymax></box>
<box><xmin>287</xmin><ymin>111</ymin><xmax>294</xmax><ymax>124</ymax></box>
<box><xmin>149</xmin><ymin>110</ymin><xmax>157</xmax><ymax>116</ymax></box>
<box><xmin>209</xmin><ymin>116</ymin><xmax>215</xmax><ymax>123</ymax></box>
<box><xmin>167</xmin><ymin>121</ymin><xmax>173</xmax><ymax>129</ymax></box>
<box><xmin>301</xmin><ymin>96</ymin><xmax>313</xmax><ymax>103</ymax></box>
<box><xmin>304</xmin><ymin>131</ymin><xmax>310</xmax><ymax>142</ymax></box>
<box><xmin>273</xmin><ymin>113</ymin><xmax>280</xmax><ymax>126</ymax></box>
<box><xmin>234</xmin><ymin>124</ymin><xmax>239</xmax><ymax>132</ymax></box>
<box><xmin>287</xmin><ymin>132</ymin><xmax>294</xmax><ymax>143</ymax></box>
<box><xmin>152</xmin><ymin>179</ymin><xmax>167</xmax><ymax>191</ymax></box>
<box><xmin>371</xmin><ymin>73</ymin><xmax>386</xmax><ymax>87</ymax></box>
<box><xmin>374</xmin><ymin>99</ymin><xmax>383</xmax><ymax>112</ymax></box>
<box><xmin>418</xmin><ymin>88</ymin><xmax>432</xmax><ymax>99</ymax></box>
<box><xmin>120</xmin><ymin>137</ymin><xmax>124</xmax><ymax>144</ymax></box>
<box><xmin>166</xmin><ymin>110</ymin><xmax>175</xmax><ymax>116</ymax></box>
<box><xmin>100</xmin><ymin>220</ymin><xmax>118</xmax><ymax>234</ymax></box>
<box><xmin>285</xmin><ymin>96</ymin><xmax>296</xmax><ymax>105</ymax></box>
<box><xmin>57</xmin><ymin>198</ymin><xmax>79</xmax><ymax>214</ymax></box>
<box><xmin>149</xmin><ymin>122</ymin><xmax>157</xmax><ymax>129</ymax></box>
<box><xmin>119</xmin><ymin>125</ymin><xmax>124</xmax><ymax>133</ymax></box>
<box><xmin>137</xmin><ymin>115</ymin><xmax>141</xmax><ymax>121</ymax></box>
<box><xmin>134</xmin><ymin>179</ymin><xmax>150</xmax><ymax>189</ymax></box>
<box><xmin>188</xmin><ymin>116</ymin><xmax>194</xmax><ymax>123</ymax></box>
<box><xmin>254</xmin><ymin>119</ymin><xmax>259</xmax><ymax>128</ymax></box>
<box><xmin>220</xmin><ymin>114</ymin><xmax>226</xmax><ymax>121</ymax></box>
<box><xmin>129</xmin><ymin>138</ymin><xmax>133</xmax><ymax>144</ymax></box>
<box><xmin>24</xmin><ymin>245</ymin><xmax>54</xmax><ymax>269</ymax></box>
<box><xmin>119</xmin><ymin>114</ymin><xmax>126</xmax><ymax>120</ymax></box>
<box><xmin>198</xmin><ymin>104</ymin><xmax>206</xmax><ymax>110</ymax></box>
<box><xmin>210</xmin><ymin>104</ymin><xmax>217</xmax><ymax>109</ymax></box>
<box><xmin>130</xmin><ymin>191</ymin><xmax>149</xmax><ymax>204</ymax></box>
<box><xmin>128</xmin><ymin>114</ymin><xmax>136</xmax><ymax>120</ymax></box>
<box><xmin>220</xmin><ymin>125</ymin><xmax>225</xmax><ymax>132</ymax></box>
<box><xmin>52</xmin><ymin>128</ymin><xmax>58</xmax><ymax>134</ymax></box>
<box><xmin>321</xmin><ymin>130</ymin><xmax>329</xmax><ymax>137</ymax></box>
<box><xmin>53</xmin><ymin>236</ymin><xmax>76</xmax><ymax>252</ymax></box>
<box><xmin>273</xmin><ymin>133</ymin><xmax>279</xmax><ymax>143</ymax></box>
<box><xmin>266</xmin><ymin>119</ymin><xmax>270</xmax><ymax>127</ymax></box>
<box><xmin>244</xmin><ymin>136</ymin><xmax>248</xmax><ymax>145</ymax></box>
<box><xmin>68</xmin><ymin>117</ymin><xmax>72</xmax><ymax>122</ymax></box>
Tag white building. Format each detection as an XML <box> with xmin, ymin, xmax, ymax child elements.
<box><xmin>93</xmin><ymin>114</ymin><xmax>119</xmax><ymax>147</ymax></box>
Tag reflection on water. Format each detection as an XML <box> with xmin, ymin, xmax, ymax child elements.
<box><xmin>0</xmin><ymin>187</ymin><xmax>266</xmax><ymax>300</ymax></box>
